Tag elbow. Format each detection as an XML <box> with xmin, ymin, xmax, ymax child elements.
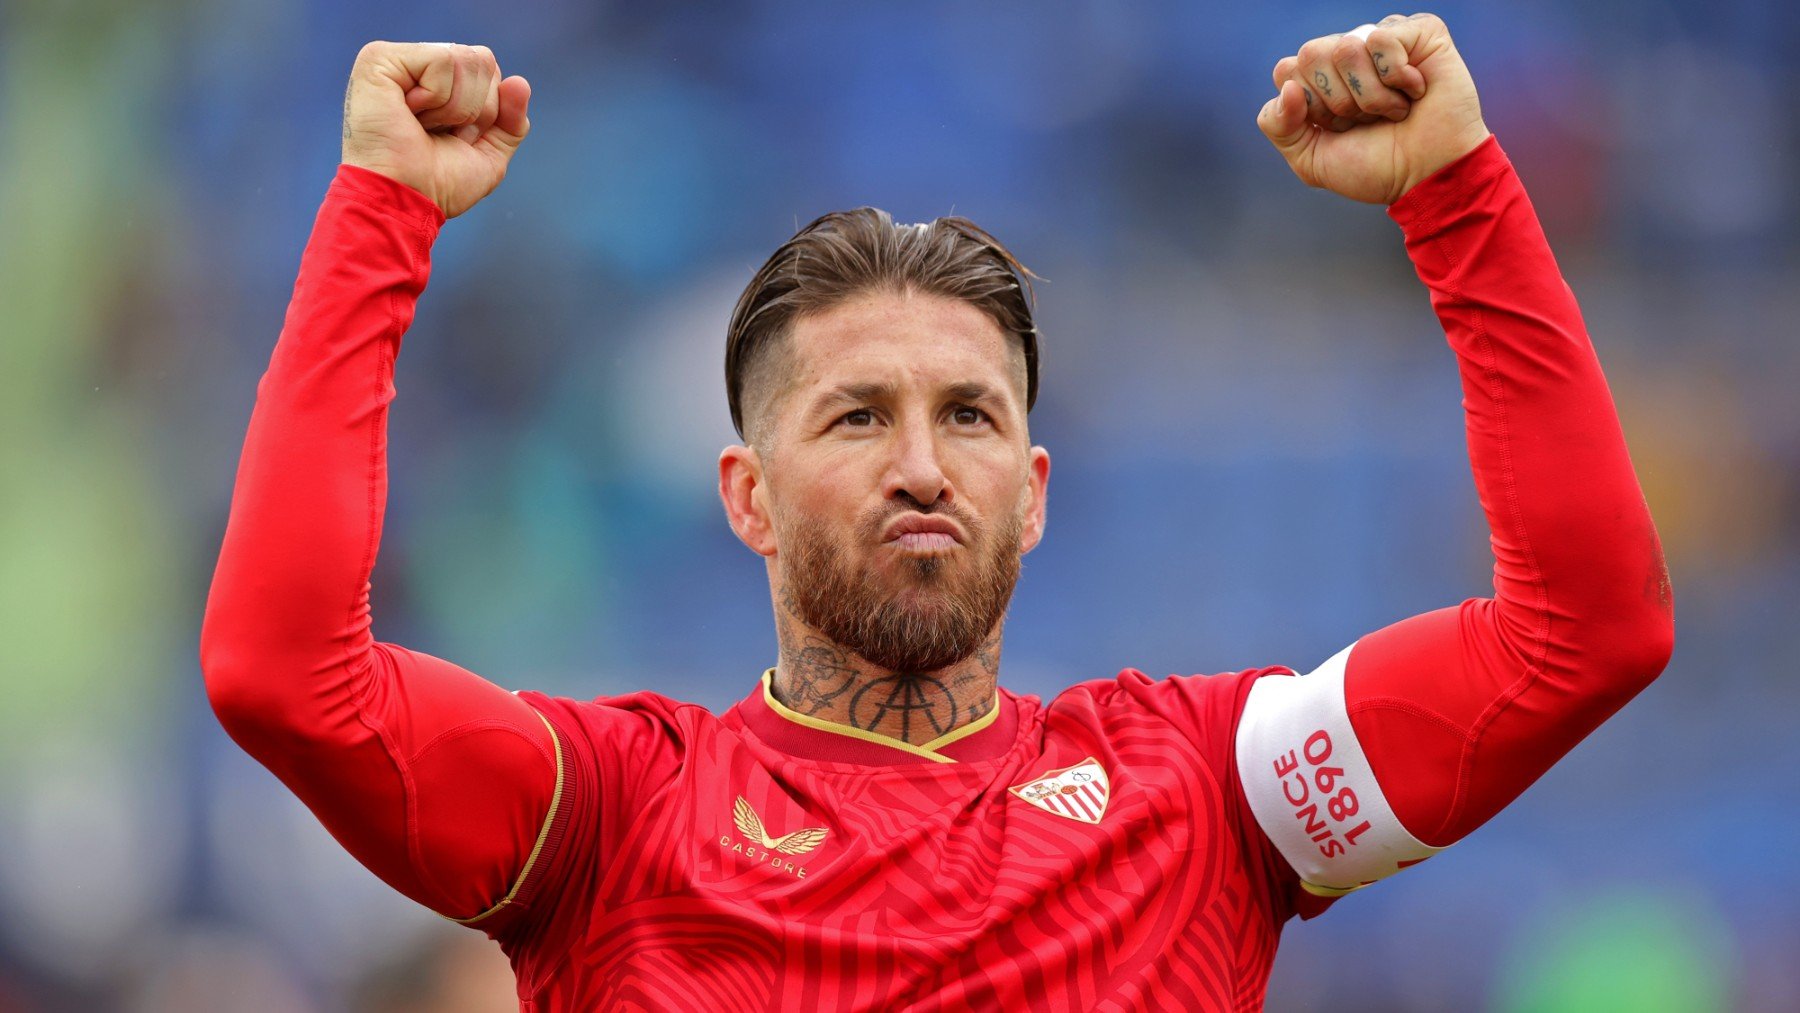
<box><xmin>1637</xmin><ymin>608</ymin><xmax>1676</xmax><ymax>681</ymax></box>
<box><xmin>200</xmin><ymin>593</ymin><xmax>256</xmax><ymax>729</ymax></box>
<box><xmin>199</xmin><ymin>610</ymin><xmax>303</xmax><ymax>744</ymax></box>
<box><xmin>199</xmin><ymin>633</ymin><xmax>270</xmax><ymax>740</ymax></box>
<box><xmin>1585</xmin><ymin>600</ymin><xmax>1675</xmax><ymax>694</ymax></box>
<box><xmin>199</xmin><ymin>614</ymin><xmax>375</xmax><ymax>750</ymax></box>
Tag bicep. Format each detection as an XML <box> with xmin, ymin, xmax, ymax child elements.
<box><xmin>1347</xmin><ymin>598</ymin><xmax>1650</xmax><ymax>847</ymax></box>
<box><xmin>237</xmin><ymin>644</ymin><xmax>560</xmax><ymax>923</ymax></box>
<box><xmin>1237</xmin><ymin>597</ymin><xmax>1652</xmax><ymax>899</ymax></box>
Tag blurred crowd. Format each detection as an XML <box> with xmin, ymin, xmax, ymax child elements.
<box><xmin>2</xmin><ymin>0</ymin><xmax>1795</xmax><ymax>1009</ymax></box>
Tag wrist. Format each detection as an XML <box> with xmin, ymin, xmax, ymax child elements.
<box><xmin>1387</xmin><ymin>134</ymin><xmax>1513</xmax><ymax>239</ymax></box>
<box><xmin>331</xmin><ymin>163</ymin><xmax>447</xmax><ymax>235</ymax></box>
<box><xmin>1394</xmin><ymin>125</ymin><xmax>1494</xmax><ymax>204</ymax></box>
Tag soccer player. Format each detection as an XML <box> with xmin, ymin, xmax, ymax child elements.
<box><xmin>202</xmin><ymin>16</ymin><xmax>1673</xmax><ymax>1010</ymax></box>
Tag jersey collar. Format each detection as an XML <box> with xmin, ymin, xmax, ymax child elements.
<box><xmin>730</xmin><ymin>668</ymin><xmax>1018</xmax><ymax>766</ymax></box>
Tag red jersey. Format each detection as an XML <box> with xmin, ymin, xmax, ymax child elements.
<box><xmin>201</xmin><ymin>137</ymin><xmax>1673</xmax><ymax>1010</ymax></box>
<box><xmin>501</xmin><ymin>669</ymin><xmax>1296</xmax><ymax>1009</ymax></box>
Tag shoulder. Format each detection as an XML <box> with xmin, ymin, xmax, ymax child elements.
<box><xmin>1050</xmin><ymin>665</ymin><xmax>1298</xmax><ymax>738</ymax></box>
<box><xmin>514</xmin><ymin>688</ymin><xmax>718</xmax><ymax>758</ymax></box>
<box><xmin>523</xmin><ymin>687</ymin><xmax>713</xmax><ymax>721</ymax></box>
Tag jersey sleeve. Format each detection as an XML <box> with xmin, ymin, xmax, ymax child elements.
<box><xmin>1115</xmin><ymin>666</ymin><xmax>1320</xmax><ymax>924</ymax></box>
<box><xmin>491</xmin><ymin>690</ymin><xmax>695</xmax><ymax>971</ymax></box>
<box><xmin>1232</xmin><ymin>137</ymin><xmax>1674</xmax><ymax>904</ymax></box>
<box><xmin>199</xmin><ymin>166</ymin><xmax>565</xmax><ymax>935</ymax></box>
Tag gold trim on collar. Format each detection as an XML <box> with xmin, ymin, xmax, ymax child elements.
<box><xmin>919</xmin><ymin>688</ymin><xmax>1003</xmax><ymax>751</ymax></box>
<box><xmin>760</xmin><ymin>669</ymin><xmax>1001</xmax><ymax>764</ymax></box>
<box><xmin>447</xmin><ymin>708</ymin><xmax>565</xmax><ymax>925</ymax></box>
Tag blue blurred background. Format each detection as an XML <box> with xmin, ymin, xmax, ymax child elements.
<box><xmin>2</xmin><ymin>0</ymin><xmax>1796</xmax><ymax>1009</ymax></box>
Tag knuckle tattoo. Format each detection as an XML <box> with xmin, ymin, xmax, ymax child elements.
<box><xmin>1313</xmin><ymin>70</ymin><xmax>1332</xmax><ymax>96</ymax></box>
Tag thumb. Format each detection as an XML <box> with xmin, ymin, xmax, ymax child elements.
<box><xmin>1258</xmin><ymin>80</ymin><xmax>1314</xmax><ymax>162</ymax></box>
<box><xmin>476</xmin><ymin>75</ymin><xmax>532</xmax><ymax>160</ymax></box>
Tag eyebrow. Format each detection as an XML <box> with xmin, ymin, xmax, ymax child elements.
<box><xmin>807</xmin><ymin>379</ymin><xmax>1013</xmax><ymax>417</ymax></box>
<box><xmin>817</xmin><ymin>381</ymin><xmax>900</xmax><ymax>408</ymax></box>
<box><xmin>944</xmin><ymin>381</ymin><xmax>1009</xmax><ymax>409</ymax></box>
<box><xmin>810</xmin><ymin>380</ymin><xmax>902</xmax><ymax>414</ymax></box>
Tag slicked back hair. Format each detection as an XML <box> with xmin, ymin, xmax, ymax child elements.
<box><xmin>725</xmin><ymin>207</ymin><xmax>1039</xmax><ymax>443</ymax></box>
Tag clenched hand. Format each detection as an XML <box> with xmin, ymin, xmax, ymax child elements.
<box><xmin>1259</xmin><ymin>14</ymin><xmax>1489</xmax><ymax>204</ymax></box>
<box><xmin>341</xmin><ymin>41</ymin><xmax>532</xmax><ymax>218</ymax></box>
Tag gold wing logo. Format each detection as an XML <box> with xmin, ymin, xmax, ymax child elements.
<box><xmin>733</xmin><ymin>796</ymin><xmax>829</xmax><ymax>855</ymax></box>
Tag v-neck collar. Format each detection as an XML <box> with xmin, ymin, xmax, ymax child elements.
<box><xmin>726</xmin><ymin>669</ymin><xmax>1019</xmax><ymax>766</ymax></box>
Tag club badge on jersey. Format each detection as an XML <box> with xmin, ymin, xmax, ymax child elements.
<box><xmin>1010</xmin><ymin>758</ymin><xmax>1111</xmax><ymax>824</ymax></box>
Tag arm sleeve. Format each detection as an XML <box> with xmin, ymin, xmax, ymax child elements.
<box><xmin>1233</xmin><ymin>137</ymin><xmax>1675</xmax><ymax>901</ymax></box>
<box><xmin>199</xmin><ymin>165</ymin><xmax>567</xmax><ymax>935</ymax></box>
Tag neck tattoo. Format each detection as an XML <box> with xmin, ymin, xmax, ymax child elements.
<box><xmin>772</xmin><ymin>600</ymin><xmax>1000</xmax><ymax>745</ymax></box>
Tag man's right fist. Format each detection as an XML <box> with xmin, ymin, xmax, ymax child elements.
<box><xmin>341</xmin><ymin>42</ymin><xmax>532</xmax><ymax>218</ymax></box>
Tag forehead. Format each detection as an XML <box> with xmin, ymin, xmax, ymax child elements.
<box><xmin>786</xmin><ymin>290</ymin><xmax>1016</xmax><ymax>393</ymax></box>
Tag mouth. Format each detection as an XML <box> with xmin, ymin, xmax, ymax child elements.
<box><xmin>881</xmin><ymin>514</ymin><xmax>965</xmax><ymax>554</ymax></box>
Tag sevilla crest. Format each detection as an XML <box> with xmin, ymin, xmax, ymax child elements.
<box><xmin>1009</xmin><ymin>758</ymin><xmax>1110</xmax><ymax>824</ymax></box>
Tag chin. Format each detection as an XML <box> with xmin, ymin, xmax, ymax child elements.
<box><xmin>897</xmin><ymin>554</ymin><xmax>953</xmax><ymax>582</ymax></box>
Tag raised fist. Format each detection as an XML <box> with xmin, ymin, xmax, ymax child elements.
<box><xmin>341</xmin><ymin>42</ymin><xmax>532</xmax><ymax>218</ymax></box>
<box><xmin>1257</xmin><ymin>14</ymin><xmax>1489</xmax><ymax>204</ymax></box>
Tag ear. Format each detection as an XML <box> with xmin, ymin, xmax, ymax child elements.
<box><xmin>1019</xmin><ymin>445</ymin><xmax>1051</xmax><ymax>554</ymax></box>
<box><xmin>720</xmin><ymin>444</ymin><xmax>778</xmax><ymax>557</ymax></box>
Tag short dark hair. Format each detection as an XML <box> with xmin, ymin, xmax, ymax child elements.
<box><xmin>725</xmin><ymin>207</ymin><xmax>1040</xmax><ymax>441</ymax></box>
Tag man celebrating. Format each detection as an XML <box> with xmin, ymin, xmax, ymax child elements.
<box><xmin>202</xmin><ymin>15</ymin><xmax>1673</xmax><ymax>1010</ymax></box>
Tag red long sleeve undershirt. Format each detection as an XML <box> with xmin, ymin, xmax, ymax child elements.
<box><xmin>1346</xmin><ymin>136</ymin><xmax>1673</xmax><ymax>848</ymax></box>
<box><xmin>200</xmin><ymin>166</ymin><xmax>561</xmax><ymax>930</ymax></box>
<box><xmin>199</xmin><ymin>137</ymin><xmax>1671</xmax><ymax>932</ymax></box>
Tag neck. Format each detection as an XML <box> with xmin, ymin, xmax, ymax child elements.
<box><xmin>770</xmin><ymin>604</ymin><xmax>1001</xmax><ymax>746</ymax></box>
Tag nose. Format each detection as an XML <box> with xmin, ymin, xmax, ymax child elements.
<box><xmin>883</xmin><ymin>415</ymin><xmax>951</xmax><ymax>508</ymax></box>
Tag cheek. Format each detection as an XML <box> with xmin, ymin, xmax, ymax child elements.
<box><xmin>772</xmin><ymin>458</ymin><xmax>877</xmax><ymax>542</ymax></box>
<box><xmin>960</xmin><ymin>446</ymin><xmax>1032</xmax><ymax>514</ymax></box>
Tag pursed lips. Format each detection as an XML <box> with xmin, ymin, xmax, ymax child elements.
<box><xmin>882</xmin><ymin>514</ymin><xmax>965</xmax><ymax>552</ymax></box>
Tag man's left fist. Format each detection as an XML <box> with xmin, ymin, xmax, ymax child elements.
<box><xmin>1258</xmin><ymin>14</ymin><xmax>1489</xmax><ymax>204</ymax></box>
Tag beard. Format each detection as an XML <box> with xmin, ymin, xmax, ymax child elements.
<box><xmin>780</xmin><ymin>502</ymin><xmax>1023</xmax><ymax>673</ymax></box>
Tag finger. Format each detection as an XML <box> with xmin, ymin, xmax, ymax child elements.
<box><xmin>1257</xmin><ymin>79</ymin><xmax>1313</xmax><ymax>158</ymax></box>
<box><xmin>390</xmin><ymin>43</ymin><xmax>456</xmax><ymax>116</ymax></box>
<box><xmin>418</xmin><ymin>45</ymin><xmax>493</xmax><ymax>131</ymax></box>
<box><xmin>409</xmin><ymin>44</ymin><xmax>465</xmax><ymax>129</ymax></box>
<box><xmin>1364</xmin><ymin>19</ymin><xmax>1434</xmax><ymax>101</ymax></box>
<box><xmin>1272</xmin><ymin>55</ymin><xmax>1328</xmax><ymax>125</ymax></box>
<box><xmin>1331</xmin><ymin>33</ymin><xmax>1410</xmax><ymax>121</ymax></box>
<box><xmin>1271</xmin><ymin>55</ymin><xmax>1298</xmax><ymax>92</ymax></box>
<box><xmin>470</xmin><ymin>45</ymin><xmax>502</xmax><ymax>134</ymax></box>
<box><xmin>476</xmin><ymin>75</ymin><xmax>532</xmax><ymax>159</ymax></box>
<box><xmin>1292</xmin><ymin>35</ymin><xmax>1359</xmax><ymax>131</ymax></box>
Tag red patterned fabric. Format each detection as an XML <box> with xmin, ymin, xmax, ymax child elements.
<box><xmin>499</xmin><ymin>672</ymin><xmax>1291</xmax><ymax>1010</ymax></box>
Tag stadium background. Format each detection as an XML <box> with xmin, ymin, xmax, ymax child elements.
<box><xmin>2</xmin><ymin>0</ymin><xmax>1795</xmax><ymax>1009</ymax></box>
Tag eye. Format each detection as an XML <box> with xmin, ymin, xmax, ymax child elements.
<box><xmin>950</xmin><ymin>405</ymin><xmax>989</xmax><ymax>426</ymax></box>
<box><xmin>841</xmin><ymin>409</ymin><xmax>876</xmax><ymax>427</ymax></box>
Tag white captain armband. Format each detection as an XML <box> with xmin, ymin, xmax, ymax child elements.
<box><xmin>1234</xmin><ymin>645</ymin><xmax>1444</xmax><ymax>897</ymax></box>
